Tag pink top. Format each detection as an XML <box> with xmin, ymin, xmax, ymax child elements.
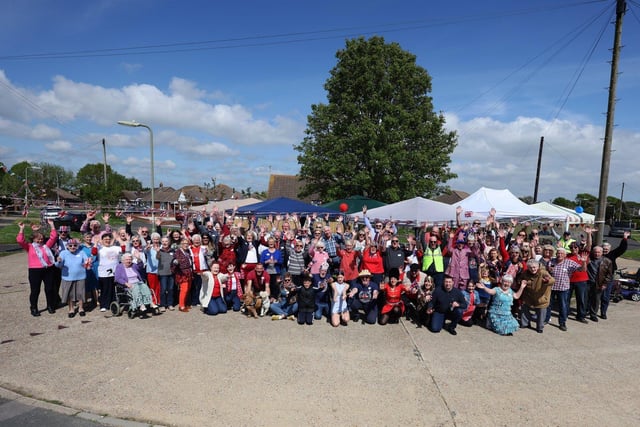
<box><xmin>17</xmin><ymin>229</ymin><xmax>58</xmax><ymax>269</ymax></box>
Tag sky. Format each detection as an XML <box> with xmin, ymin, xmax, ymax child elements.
<box><xmin>1</xmin><ymin>0</ymin><xmax>640</xmax><ymax>205</ymax></box>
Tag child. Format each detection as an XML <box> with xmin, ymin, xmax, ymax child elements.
<box><xmin>459</xmin><ymin>279</ymin><xmax>481</xmax><ymax>327</ymax></box>
<box><xmin>296</xmin><ymin>274</ymin><xmax>316</xmax><ymax>325</ymax></box>
<box><xmin>330</xmin><ymin>271</ymin><xmax>350</xmax><ymax>327</ymax></box>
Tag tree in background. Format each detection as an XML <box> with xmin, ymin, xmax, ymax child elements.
<box><xmin>295</xmin><ymin>36</ymin><xmax>457</xmax><ymax>203</ymax></box>
<box><xmin>76</xmin><ymin>163</ymin><xmax>142</xmax><ymax>205</ymax></box>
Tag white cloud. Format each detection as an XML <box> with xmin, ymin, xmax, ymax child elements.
<box><xmin>445</xmin><ymin>113</ymin><xmax>640</xmax><ymax>202</ymax></box>
<box><xmin>45</xmin><ymin>140</ymin><xmax>72</xmax><ymax>152</ymax></box>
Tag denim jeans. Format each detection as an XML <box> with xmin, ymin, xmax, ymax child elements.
<box><xmin>206</xmin><ymin>296</ymin><xmax>227</xmax><ymax>315</ymax></box>
<box><xmin>545</xmin><ymin>290</ymin><xmax>569</xmax><ymax>325</ymax></box>
<box><xmin>314</xmin><ymin>302</ymin><xmax>329</xmax><ymax>320</ymax></box>
<box><xmin>350</xmin><ymin>299</ymin><xmax>378</xmax><ymax>324</ymax></box>
<box><xmin>600</xmin><ymin>280</ymin><xmax>614</xmax><ymax>316</ymax></box>
<box><xmin>270</xmin><ymin>301</ymin><xmax>298</xmax><ymax>316</ymax></box>
<box><xmin>225</xmin><ymin>292</ymin><xmax>242</xmax><ymax>311</ymax></box>
<box><xmin>158</xmin><ymin>275</ymin><xmax>174</xmax><ymax>308</ymax></box>
<box><xmin>429</xmin><ymin>308</ymin><xmax>463</xmax><ymax>332</ymax></box>
<box><xmin>569</xmin><ymin>281</ymin><xmax>588</xmax><ymax>320</ymax></box>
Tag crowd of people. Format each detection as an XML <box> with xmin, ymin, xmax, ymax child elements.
<box><xmin>17</xmin><ymin>206</ymin><xmax>632</xmax><ymax>334</ymax></box>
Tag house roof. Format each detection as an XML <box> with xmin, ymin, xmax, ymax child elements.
<box><xmin>434</xmin><ymin>190</ymin><xmax>470</xmax><ymax>205</ymax></box>
<box><xmin>267</xmin><ymin>174</ymin><xmax>320</xmax><ymax>203</ymax></box>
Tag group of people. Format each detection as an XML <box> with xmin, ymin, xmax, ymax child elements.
<box><xmin>17</xmin><ymin>205</ymin><xmax>631</xmax><ymax>334</ymax></box>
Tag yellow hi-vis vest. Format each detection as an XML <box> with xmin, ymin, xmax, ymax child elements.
<box><xmin>422</xmin><ymin>247</ymin><xmax>444</xmax><ymax>272</ymax></box>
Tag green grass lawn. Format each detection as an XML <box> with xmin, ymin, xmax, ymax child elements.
<box><xmin>0</xmin><ymin>213</ymin><xmax>126</xmax><ymax>244</ymax></box>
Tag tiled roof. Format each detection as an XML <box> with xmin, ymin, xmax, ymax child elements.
<box><xmin>267</xmin><ymin>174</ymin><xmax>319</xmax><ymax>203</ymax></box>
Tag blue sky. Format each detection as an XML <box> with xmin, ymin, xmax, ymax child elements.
<box><xmin>1</xmin><ymin>0</ymin><xmax>640</xmax><ymax>204</ymax></box>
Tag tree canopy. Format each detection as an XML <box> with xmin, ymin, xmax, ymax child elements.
<box><xmin>295</xmin><ymin>36</ymin><xmax>457</xmax><ymax>203</ymax></box>
<box><xmin>76</xmin><ymin>163</ymin><xmax>142</xmax><ymax>205</ymax></box>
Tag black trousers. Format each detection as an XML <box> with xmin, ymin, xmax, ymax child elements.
<box><xmin>28</xmin><ymin>266</ymin><xmax>56</xmax><ymax>309</ymax></box>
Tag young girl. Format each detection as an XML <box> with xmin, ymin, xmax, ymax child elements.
<box><xmin>330</xmin><ymin>271</ymin><xmax>350</xmax><ymax>327</ymax></box>
<box><xmin>380</xmin><ymin>268</ymin><xmax>405</xmax><ymax>325</ymax></box>
<box><xmin>476</xmin><ymin>274</ymin><xmax>526</xmax><ymax>335</ymax></box>
<box><xmin>459</xmin><ymin>279</ymin><xmax>481</xmax><ymax>327</ymax></box>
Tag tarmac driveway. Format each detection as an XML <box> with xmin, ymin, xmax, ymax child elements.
<box><xmin>1</xmin><ymin>251</ymin><xmax>639</xmax><ymax>426</ymax></box>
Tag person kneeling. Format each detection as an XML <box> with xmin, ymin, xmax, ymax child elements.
<box><xmin>427</xmin><ymin>275</ymin><xmax>467</xmax><ymax>335</ymax></box>
<box><xmin>200</xmin><ymin>262</ymin><xmax>228</xmax><ymax>316</ymax></box>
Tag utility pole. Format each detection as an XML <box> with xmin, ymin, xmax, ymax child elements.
<box><xmin>102</xmin><ymin>138</ymin><xmax>108</xmax><ymax>189</ymax></box>
<box><xmin>595</xmin><ymin>0</ymin><xmax>626</xmax><ymax>245</ymax></box>
<box><xmin>533</xmin><ymin>136</ymin><xmax>544</xmax><ymax>203</ymax></box>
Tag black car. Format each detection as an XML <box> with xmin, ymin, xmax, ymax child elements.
<box><xmin>53</xmin><ymin>211</ymin><xmax>87</xmax><ymax>232</ymax></box>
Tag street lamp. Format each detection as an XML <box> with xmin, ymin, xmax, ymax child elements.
<box><xmin>24</xmin><ymin>166</ymin><xmax>42</xmax><ymax>209</ymax></box>
<box><xmin>117</xmin><ymin>120</ymin><xmax>155</xmax><ymax>222</ymax></box>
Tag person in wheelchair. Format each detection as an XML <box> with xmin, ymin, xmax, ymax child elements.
<box><xmin>115</xmin><ymin>253</ymin><xmax>158</xmax><ymax>315</ymax></box>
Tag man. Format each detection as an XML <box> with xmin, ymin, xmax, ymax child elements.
<box><xmin>427</xmin><ymin>274</ymin><xmax>467</xmax><ymax>335</ymax></box>
<box><xmin>586</xmin><ymin>246</ymin><xmax>613</xmax><ymax>322</ymax></box>
<box><xmin>244</xmin><ymin>263</ymin><xmax>271</xmax><ymax>316</ymax></box>
<box><xmin>321</xmin><ymin>225</ymin><xmax>344</xmax><ymax>271</ymax></box>
<box><xmin>422</xmin><ymin>235</ymin><xmax>446</xmax><ymax>289</ymax></box>
<box><xmin>519</xmin><ymin>259</ymin><xmax>555</xmax><ymax>333</ymax></box>
<box><xmin>348</xmin><ymin>270</ymin><xmax>379</xmax><ymax>324</ymax></box>
<box><xmin>546</xmin><ymin>247</ymin><xmax>586</xmax><ymax>331</ymax></box>
<box><xmin>600</xmin><ymin>230</ymin><xmax>630</xmax><ymax>319</ymax></box>
<box><xmin>558</xmin><ymin>231</ymin><xmax>575</xmax><ymax>252</ymax></box>
<box><xmin>446</xmin><ymin>233</ymin><xmax>471</xmax><ymax>289</ymax></box>
<box><xmin>381</xmin><ymin>235</ymin><xmax>406</xmax><ymax>278</ymax></box>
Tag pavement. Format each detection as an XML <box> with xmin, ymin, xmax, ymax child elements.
<box><xmin>1</xmin><ymin>251</ymin><xmax>640</xmax><ymax>426</ymax></box>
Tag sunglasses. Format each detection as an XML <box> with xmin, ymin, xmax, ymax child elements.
<box><xmin>67</xmin><ymin>244</ymin><xmax>77</xmax><ymax>247</ymax></box>
<box><xmin>391</xmin><ymin>240</ymin><xmax>399</xmax><ymax>243</ymax></box>
<box><xmin>284</xmin><ymin>279</ymin><xmax>292</xmax><ymax>282</ymax></box>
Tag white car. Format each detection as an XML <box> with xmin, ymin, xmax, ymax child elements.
<box><xmin>41</xmin><ymin>205</ymin><xmax>63</xmax><ymax>220</ymax></box>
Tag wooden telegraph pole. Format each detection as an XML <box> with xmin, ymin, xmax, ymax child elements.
<box><xmin>595</xmin><ymin>0</ymin><xmax>626</xmax><ymax>245</ymax></box>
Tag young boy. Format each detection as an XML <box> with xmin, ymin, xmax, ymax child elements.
<box><xmin>296</xmin><ymin>274</ymin><xmax>316</xmax><ymax>325</ymax></box>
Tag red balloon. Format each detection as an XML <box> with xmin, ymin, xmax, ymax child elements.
<box><xmin>339</xmin><ymin>203</ymin><xmax>348</xmax><ymax>212</ymax></box>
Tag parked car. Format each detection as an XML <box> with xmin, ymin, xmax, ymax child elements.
<box><xmin>41</xmin><ymin>205</ymin><xmax>63</xmax><ymax>220</ymax></box>
<box><xmin>53</xmin><ymin>211</ymin><xmax>87</xmax><ymax>232</ymax></box>
<box><xmin>609</xmin><ymin>220</ymin><xmax>635</xmax><ymax>238</ymax></box>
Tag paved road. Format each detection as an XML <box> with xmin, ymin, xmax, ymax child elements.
<box><xmin>1</xmin><ymin>249</ymin><xmax>640</xmax><ymax>426</ymax></box>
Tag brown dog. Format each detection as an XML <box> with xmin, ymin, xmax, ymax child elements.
<box><xmin>242</xmin><ymin>292</ymin><xmax>262</xmax><ymax>318</ymax></box>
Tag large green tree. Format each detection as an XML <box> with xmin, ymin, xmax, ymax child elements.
<box><xmin>295</xmin><ymin>36</ymin><xmax>457</xmax><ymax>203</ymax></box>
<box><xmin>76</xmin><ymin>163</ymin><xmax>142</xmax><ymax>205</ymax></box>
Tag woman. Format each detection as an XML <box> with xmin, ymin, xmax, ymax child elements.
<box><xmin>360</xmin><ymin>243</ymin><xmax>384</xmax><ymax>285</ymax></box>
<box><xmin>145</xmin><ymin>232</ymin><xmax>161</xmax><ymax>307</ymax></box>
<box><xmin>260</xmin><ymin>237</ymin><xmax>283</xmax><ymax>297</ymax></box>
<box><xmin>80</xmin><ymin>232</ymin><xmax>99</xmax><ymax>309</ymax></box>
<box><xmin>156</xmin><ymin>236</ymin><xmax>175</xmax><ymax>310</ymax></box>
<box><xmin>96</xmin><ymin>233</ymin><xmax>121</xmax><ymax>312</ymax></box>
<box><xmin>237</xmin><ymin>230</ymin><xmax>260</xmax><ymax>279</ymax></box>
<box><xmin>56</xmin><ymin>238</ymin><xmax>91</xmax><ymax>317</ymax></box>
<box><xmin>308</xmin><ymin>241</ymin><xmax>330</xmax><ymax>276</ymax></box>
<box><xmin>476</xmin><ymin>274</ymin><xmax>526</xmax><ymax>335</ymax></box>
<box><xmin>172</xmin><ymin>238</ymin><xmax>193</xmax><ymax>312</ymax></box>
<box><xmin>115</xmin><ymin>253</ymin><xmax>158</xmax><ymax>316</ymax></box>
<box><xmin>17</xmin><ymin>219</ymin><xmax>58</xmax><ymax>316</ymax></box>
<box><xmin>201</xmin><ymin>262</ymin><xmax>228</xmax><ymax>316</ymax></box>
<box><xmin>379</xmin><ymin>268</ymin><xmax>405</xmax><ymax>325</ymax></box>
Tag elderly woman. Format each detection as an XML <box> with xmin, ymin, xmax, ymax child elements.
<box><xmin>115</xmin><ymin>253</ymin><xmax>158</xmax><ymax>316</ymax></box>
<box><xmin>477</xmin><ymin>274</ymin><xmax>526</xmax><ymax>335</ymax></box>
<box><xmin>80</xmin><ymin>210</ymin><xmax>112</xmax><ymax>245</ymax></box>
<box><xmin>519</xmin><ymin>259</ymin><xmax>555</xmax><ymax>333</ymax></box>
<box><xmin>56</xmin><ymin>238</ymin><xmax>91</xmax><ymax>317</ymax></box>
<box><xmin>17</xmin><ymin>219</ymin><xmax>58</xmax><ymax>316</ymax></box>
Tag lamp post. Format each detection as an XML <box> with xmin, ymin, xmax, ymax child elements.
<box><xmin>117</xmin><ymin>120</ymin><xmax>155</xmax><ymax>222</ymax></box>
<box><xmin>24</xmin><ymin>166</ymin><xmax>42</xmax><ymax>209</ymax></box>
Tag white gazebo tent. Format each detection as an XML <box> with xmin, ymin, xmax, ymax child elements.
<box><xmin>532</xmin><ymin>201</ymin><xmax>594</xmax><ymax>230</ymax></box>
<box><xmin>363</xmin><ymin>197</ymin><xmax>457</xmax><ymax>225</ymax></box>
<box><xmin>457</xmin><ymin>187</ymin><xmax>566</xmax><ymax>223</ymax></box>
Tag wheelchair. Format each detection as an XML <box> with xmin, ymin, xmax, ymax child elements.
<box><xmin>110</xmin><ymin>283</ymin><xmax>161</xmax><ymax>319</ymax></box>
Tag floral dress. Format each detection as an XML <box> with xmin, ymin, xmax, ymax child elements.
<box><xmin>487</xmin><ymin>288</ymin><xmax>519</xmax><ymax>335</ymax></box>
